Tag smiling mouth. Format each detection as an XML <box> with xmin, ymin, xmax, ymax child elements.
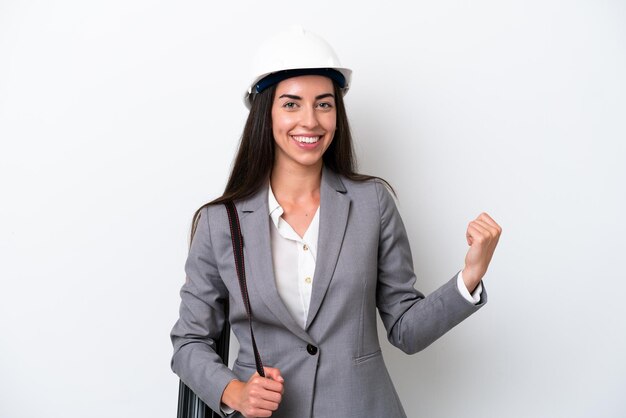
<box><xmin>292</xmin><ymin>135</ymin><xmax>321</xmax><ymax>144</ymax></box>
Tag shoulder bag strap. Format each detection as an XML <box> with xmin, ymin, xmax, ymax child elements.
<box><xmin>224</xmin><ymin>201</ymin><xmax>265</xmax><ymax>378</ymax></box>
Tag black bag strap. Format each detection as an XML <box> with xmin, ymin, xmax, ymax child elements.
<box><xmin>224</xmin><ymin>201</ymin><xmax>265</xmax><ymax>378</ymax></box>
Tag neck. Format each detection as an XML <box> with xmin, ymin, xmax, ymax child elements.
<box><xmin>270</xmin><ymin>161</ymin><xmax>323</xmax><ymax>203</ymax></box>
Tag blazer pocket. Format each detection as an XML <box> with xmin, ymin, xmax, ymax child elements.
<box><xmin>234</xmin><ymin>358</ymin><xmax>258</xmax><ymax>368</ymax></box>
<box><xmin>353</xmin><ymin>349</ymin><xmax>382</xmax><ymax>365</ymax></box>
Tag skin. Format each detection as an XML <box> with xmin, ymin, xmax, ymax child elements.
<box><xmin>269</xmin><ymin>75</ymin><xmax>337</xmax><ymax>238</ymax></box>
<box><xmin>221</xmin><ymin>367</ymin><xmax>284</xmax><ymax>418</ymax></box>
<box><xmin>462</xmin><ymin>212</ymin><xmax>502</xmax><ymax>293</ymax></box>
<box><xmin>221</xmin><ymin>75</ymin><xmax>502</xmax><ymax>416</ymax></box>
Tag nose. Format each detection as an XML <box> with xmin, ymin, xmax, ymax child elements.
<box><xmin>299</xmin><ymin>106</ymin><xmax>319</xmax><ymax>129</ymax></box>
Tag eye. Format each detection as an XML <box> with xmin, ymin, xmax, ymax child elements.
<box><xmin>316</xmin><ymin>102</ymin><xmax>334</xmax><ymax>110</ymax></box>
<box><xmin>282</xmin><ymin>101</ymin><xmax>298</xmax><ymax>109</ymax></box>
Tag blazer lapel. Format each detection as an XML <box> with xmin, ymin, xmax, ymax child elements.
<box><xmin>305</xmin><ymin>167</ymin><xmax>350</xmax><ymax>330</ymax></box>
<box><xmin>238</xmin><ymin>187</ymin><xmax>315</xmax><ymax>344</ymax></box>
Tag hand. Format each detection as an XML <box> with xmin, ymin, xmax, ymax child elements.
<box><xmin>221</xmin><ymin>367</ymin><xmax>284</xmax><ymax>417</ymax></box>
<box><xmin>461</xmin><ymin>212</ymin><xmax>502</xmax><ymax>292</ymax></box>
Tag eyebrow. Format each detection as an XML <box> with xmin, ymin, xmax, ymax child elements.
<box><xmin>278</xmin><ymin>93</ymin><xmax>335</xmax><ymax>100</ymax></box>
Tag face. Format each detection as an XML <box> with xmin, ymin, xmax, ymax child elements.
<box><xmin>271</xmin><ymin>75</ymin><xmax>337</xmax><ymax>171</ymax></box>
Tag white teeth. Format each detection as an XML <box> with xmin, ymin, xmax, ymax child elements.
<box><xmin>293</xmin><ymin>136</ymin><xmax>320</xmax><ymax>144</ymax></box>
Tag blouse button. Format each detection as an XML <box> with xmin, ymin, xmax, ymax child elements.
<box><xmin>304</xmin><ymin>277</ymin><xmax>312</xmax><ymax>284</ymax></box>
<box><xmin>303</xmin><ymin>244</ymin><xmax>309</xmax><ymax>251</ymax></box>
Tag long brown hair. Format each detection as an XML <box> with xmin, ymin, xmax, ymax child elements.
<box><xmin>190</xmin><ymin>81</ymin><xmax>394</xmax><ymax>242</ymax></box>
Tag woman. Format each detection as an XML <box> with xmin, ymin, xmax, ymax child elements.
<box><xmin>171</xmin><ymin>26</ymin><xmax>501</xmax><ymax>418</ymax></box>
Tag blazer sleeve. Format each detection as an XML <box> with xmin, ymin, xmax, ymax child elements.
<box><xmin>374</xmin><ymin>181</ymin><xmax>487</xmax><ymax>354</ymax></box>
<box><xmin>170</xmin><ymin>206</ymin><xmax>237</xmax><ymax>415</ymax></box>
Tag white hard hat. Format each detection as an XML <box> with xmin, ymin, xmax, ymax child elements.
<box><xmin>244</xmin><ymin>26</ymin><xmax>352</xmax><ymax>109</ymax></box>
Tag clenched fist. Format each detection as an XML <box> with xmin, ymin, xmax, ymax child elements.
<box><xmin>221</xmin><ymin>367</ymin><xmax>284</xmax><ymax>417</ymax></box>
<box><xmin>461</xmin><ymin>212</ymin><xmax>502</xmax><ymax>293</ymax></box>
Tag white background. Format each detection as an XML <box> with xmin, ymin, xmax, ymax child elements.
<box><xmin>1</xmin><ymin>1</ymin><xmax>625</xmax><ymax>417</ymax></box>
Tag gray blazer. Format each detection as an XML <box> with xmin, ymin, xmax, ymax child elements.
<box><xmin>170</xmin><ymin>167</ymin><xmax>486</xmax><ymax>417</ymax></box>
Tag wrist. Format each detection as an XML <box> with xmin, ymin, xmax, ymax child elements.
<box><xmin>221</xmin><ymin>379</ymin><xmax>244</xmax><ymax>411</ymax></box>
<box><xmin>461</xmin><ymin>267</ymin><xmax>483</xmax><ymax>293</ymax></box>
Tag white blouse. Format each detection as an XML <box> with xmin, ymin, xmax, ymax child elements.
<box><xmin>268</xmin><ymin>185</ymin><xmax>319</xmax><ymax>328</ymax></box>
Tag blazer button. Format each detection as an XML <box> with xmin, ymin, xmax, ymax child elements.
<box><xmin>306</xmin><ymin>344</ymin><xmax>318</xmax><ymax>356</ymax></box>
